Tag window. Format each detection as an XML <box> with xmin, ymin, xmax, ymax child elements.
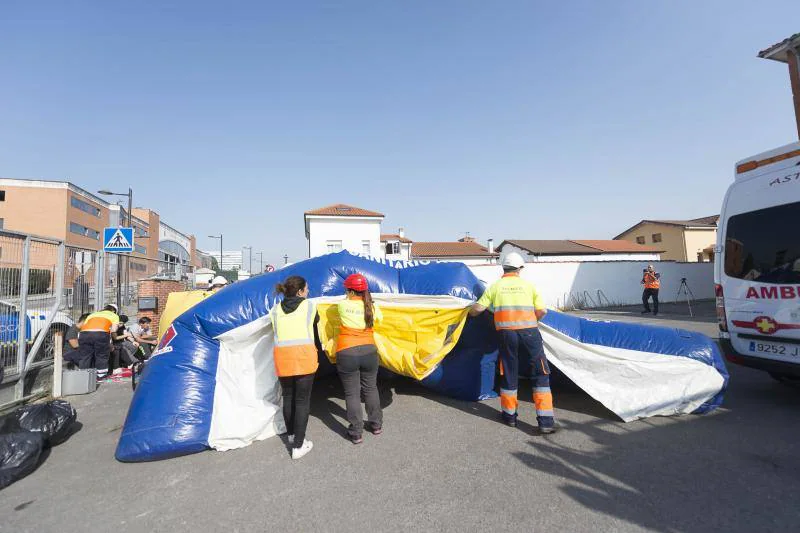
<box><xmin>69</xmin><ymin>222</ymin><xmax>100</xmax><ymax>240</ymax></box>
<box><xmin>385</xmin><ymin>241</ymin><xmax>400</xmax><ymax>255</ymax></box>
<box><xmin>0</xmin><ymin>218</ymin><xmax>4</xmax><ymax>229</ymax></box>
<box><xmin>129</xmin><ymin>262</ymin><xmax>147</xmax><ymax>272</ymax></box>
<box><xmin>724</xmin><ymin>201</ymin><xmax>800</xmax><ymax>284</ymax></box>
<box><xmin>635</xmin><ymin>236</ymin><xmax>646</xmax><ymax>245</ymax></box>
<box><xmin>135</xmin><ymin>244</ymin><xmax>147</xmax><ymax>255</ymax></box>
<box><xmin>362</xmin><ymin>240</ymin><xmax>371</xmax><ymax>255</ymax></box>
<box><xmin>326</xmin><ymin>240</ymin><xmax>343</xmax><ymax>253</ymax></box>
<box><xmin>652</xmin><ymin>233</ymin><xmax>662</xmax><ymax>243</ymax></box>
<box><xmin>70</xmin><ymin>196</ymin><xmax>101</xmax><ymax>217</ymax></box>
<box><xmin>0</xmin><ymin>190</ymin><xmax>5</xmax><ymax>201</ymax></box>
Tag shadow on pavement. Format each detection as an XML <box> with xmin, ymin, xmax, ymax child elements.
<box><xmin>309</xmin><ymin>374</ymin><xmax>395</xmax><ymax>441</ymax></box>
<box><xmin>510</xmin><ymin>376</ymin><xmax>800</xmax><ymax>532</ymax></box>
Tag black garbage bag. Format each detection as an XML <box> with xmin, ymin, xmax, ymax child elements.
<box><xmin>0</xmin><ymin>432</ymin><xmax>44</xmax><ymax>489</ymax></box>
<box><xmin>7</xmin><ymin>400</ymin><xmax>77</xmax><ymax>446</ymax></box>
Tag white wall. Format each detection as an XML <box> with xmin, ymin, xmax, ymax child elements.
<box><xmin>499</xmin><ymin>243</ymin><xmax>661</xmax><ymax>262</ymax></box>
<box><xmin>469</xmin><ymin>261</ymin><xmax>714</xmax><ymax>309</ymax></box>
<box><xmin>416</xmin><ymin>256</ymin><xmax>497</xmax><ymax>266</ymax></box>
<box><xmin>308</xmin><ymin>217</ymin><xmax>382</xmax><ymax>258</ymax></box>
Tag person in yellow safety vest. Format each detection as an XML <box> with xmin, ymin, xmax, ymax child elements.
<box><xmin>469</xmin><ymin>252</ymin><xmax>556</xmax><ymax>434</ymax></box>
<box><xmin>77</xmin><ymin>304</ymin><xmax>121</xmax><ymax>380</ymax></box>
<box><xmin>641</xmin><ymin>264</ymin><xmax>661</xmax><ymax>316</ymax></box>
<box><xmin>270</xmin><ymin>275</ymin><xmax>321</xmax><ymax>460</ymax></box>
<box><xmin>334</xmin><ymin>273</ymin><xmax>384</xmax><ymax>445</ymax></box>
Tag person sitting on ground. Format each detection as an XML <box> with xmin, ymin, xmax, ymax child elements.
<box><xmin>110</xmin><ymin>315</ymin><xmax>140</xmax><ymax>374</ymax></box>
<box><xmin>127</xmin><ymin>316</ymin><xmax>157</xmax><ymax>358</ymax></box>
<box><xmin>63</xmin><ymin>313</ymin><xmax>90</xmax><ymax>368</ymax></box>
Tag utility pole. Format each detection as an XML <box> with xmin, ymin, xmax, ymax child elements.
<box><xmin>244</xmin><ymin>246</ymin><xmax>253</xmax><ymax>274</ymax></box>
<box><xmin>283</xmin><ymin>254</ymin><xmax>289</xmax><ymax>265</ymax></box>
<box><xmin>208</xmin><ymin>234</ymin><xmax>223</xmax><ymax>271</ymax></box>
<box><xmin>256</xmin><ymin>252</ymin><xmax>263</xmax><ymax>273</ymax></box>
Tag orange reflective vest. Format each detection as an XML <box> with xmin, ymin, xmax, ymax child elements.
<box><xmin>643</xmin><ymin>272</ymin><xmax>660</xmax><ymax>289</ymax></box>
<box><xmin>336</xmin><ymin>296</ymin><xmax>378</xmax><ymax>353</ymax></box>
<box><xmin>271</xmin><ymin>299</ymin><xmax>319</xmax><ymax>377</ymax></box>
<box><xmin>81</xmin><ymin>310</ymin><xmax>119</xmax><ymax>333</ymax></box>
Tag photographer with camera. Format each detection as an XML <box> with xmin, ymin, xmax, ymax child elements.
<box><xmin>641</xmin><ymin>264</ymin><xmax>661</xmax><ymax>315</ymax></box>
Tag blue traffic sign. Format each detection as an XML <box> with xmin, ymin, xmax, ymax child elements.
<box><xmin>103</xmin><ymin>227</ymin><xmax>134</xmax><ymax>253</ymax></box>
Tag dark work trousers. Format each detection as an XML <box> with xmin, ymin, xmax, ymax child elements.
<box><xmin>75</xmin><ymin>331</ymin><xmax>111</xmax><ymax>375</ymax></box>
<box><xmin>279</xmin><ymin>373</ymin><xmax>315</xmax><ymax>449</ymax></box>
<box><xmin>498</xmin><ymin>328</ymin><xmax>555</xmax><ymax>429</ymax></box>
<box><xmin>642</xmin><ymin>288</ymin><xmax>659</xmax><ymax>314</ymax></box>
<box><xmin>336</xmin><ymin>345</ymin><xmax>383</xmax><ymax>438</ymax></box>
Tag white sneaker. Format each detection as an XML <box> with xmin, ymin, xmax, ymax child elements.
<box><xmin>291</xmin><ymin>439</ymin><xmax>313</xmax><ymax>460</ymax></box>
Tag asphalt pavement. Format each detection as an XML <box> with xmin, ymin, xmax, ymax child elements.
<box><xmin>1</xmin><ymin>302</ymin><xmax>799</xmax><ymax>533</ymax></box>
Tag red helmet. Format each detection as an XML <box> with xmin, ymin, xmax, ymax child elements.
<box><xmin>344</xmin><ymin>273</ymin><xmax>368</xmax><ymax>292</ymax></box>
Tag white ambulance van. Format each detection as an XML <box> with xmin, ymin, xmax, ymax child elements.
<box><xmin>715</xmin><ymin>142</ymin><xmax>800</xmax><ymax>382</ymax></box>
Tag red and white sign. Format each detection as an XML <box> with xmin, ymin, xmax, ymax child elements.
<box><xmin>265</xmin><ymin>264</ymin><xmax>275</xmax><ymax>273</ymax></box>
<box><xmin>745</xmin><ymin>286</ymin><xmax>799</xmax><ymax>300</ymax></box>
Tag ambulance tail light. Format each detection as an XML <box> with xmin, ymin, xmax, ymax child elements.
<box><xmin>715</xmin><ymin>284</ymin><xmax>728</xmax><ymax>333</ymax></box>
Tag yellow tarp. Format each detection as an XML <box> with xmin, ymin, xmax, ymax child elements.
<box><xmin>157</xmin><ymin>292</ymin><xmax>471</xmax><ymax>381</ymax></box>
<box><xmin>317</xmin><ymin>302</ymin><xmax>469</xmax><ymax>380</ymax></box>
<box><xmin>158</xmin><ymin>290</ymin><xmax>209</xmax><ymax>342</ymax></box>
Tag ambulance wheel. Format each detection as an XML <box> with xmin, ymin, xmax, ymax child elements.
<box><xmin>769</xmin><ymin>372</ymin><xmax>800</xmax><ymax>388</ymax></box>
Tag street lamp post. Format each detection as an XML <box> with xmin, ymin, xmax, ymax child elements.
<box><xmin>243</xmin><ymin>246</ymin><xmax>253</xmax><ymax>275</ymax></box>
<box><xmin>256</xmin><ymin>252</ymin><xmax>263</xmax><ymax>274</ymax></box>
<box><xmin>208</xmin><ymin>234</ymin><xmax>223</xmax><ymax>272</ymax></box>
<box><xmin>98</xmin><ymin>188</ymin><xmax>133</xmax><ymax>311</ymax></box>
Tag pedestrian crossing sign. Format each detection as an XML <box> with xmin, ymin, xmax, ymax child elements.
<box><xmin>103</xmin><ymin>227</ymin><xmax>134</xmax><ymax>252</ymax></box>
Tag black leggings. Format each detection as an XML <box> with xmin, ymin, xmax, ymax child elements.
<box><xmin>279</xmin><ymin>373</ymin><xmax>315</xmax><ymax>449</ymax></box>
<box><xmin>336</xmin><ymin>345</ymin><xmax>383</xmax><ymax>438</ymax></box>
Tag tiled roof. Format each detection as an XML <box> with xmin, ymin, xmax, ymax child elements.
<box><xmin>380</xmin><ymin>234</ymin><xmax>413</xmax><ymax>243</ymax></box>
<box><xmin>500</xmin><ymin>240</ymin><xmax>600</xmax><ymax>255</ymax></box>
<box><xmin>758</xmin><ymin>33</ymin><xmax>800</xmax><ymax>63</ymax></box>
<box><xmin>412</xmin><ymin>241</ymin><xmax>499</xmax><ymax>258</ymax></box>
<box><xmin>304</xmin><ymin>204</ymin><xmax>384</xmax><ymax>217</ymax></box>
<box><xmin>613</xmin><ymin>216</ymin><xmax>718</xmax><ymax>239</ymax></box>
<box><xmin>571</xmin><ymin>240</ymin><xmax>664</xmax><ymax>254</ymax></box>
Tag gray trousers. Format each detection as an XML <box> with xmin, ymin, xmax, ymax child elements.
<box><xmin>336</xmin><ymin>345</ymin><xmax>383</xmax><ymax>438</ymax></box>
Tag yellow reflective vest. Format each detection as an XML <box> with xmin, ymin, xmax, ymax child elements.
<box><xmin>476</xmin><ymin>273</ymin><xmax>545</xmax><ymax>330</ymax></box>
<box><xmin>271</xmin><ymin>299</ymin><xmax>319</xmax><ymax>377</ymax></box>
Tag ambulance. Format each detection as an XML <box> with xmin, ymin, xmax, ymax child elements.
<box><xmin>715</xmin><ymin>142</ymin><xmax>800</xmax><ymax>382</ymax></box>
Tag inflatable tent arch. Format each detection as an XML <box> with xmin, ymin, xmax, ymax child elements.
<box><xmin>116</xmin><ymin>251</ymin><xmax>727</xmax><ymax>462</ymax></box>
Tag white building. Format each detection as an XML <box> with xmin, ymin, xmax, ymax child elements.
<box><xmin>194</xmin><ymin>267</ymin><xmax>216</xmax><ymax>288</ymax></box>
<box><xmin>203</xmin><ymin>250</ymin><xmax>244</xmax><ymax>270</ymax></box>
<box><xmin>380</xmin><ymin>229</ymin><xmax>413</xmax><ymax>261</ymax></box>
<box><xmin>305</xmin><ymin>204</ymin><xmax>384</xmax><ymax>258</ymax></box>
<box><xmin>497</xmin><ymin>240</ymin><xmax>662</xmax><ymax>263</ymax></box>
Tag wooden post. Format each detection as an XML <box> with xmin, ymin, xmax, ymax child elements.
<box><xmin>53</xmin><ymin>332</ymin><xmax>64</xmax><ymax>398</ymax></box>
<box><xmin>788</xmin><ymin>48</ymin><xmax>800</xmax><ymax>140</ymax></box>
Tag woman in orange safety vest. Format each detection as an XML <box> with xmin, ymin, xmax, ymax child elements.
<box><xmin>271</xmin><ymin>275</ymin><xmax>321</xmax><ymax>460</ymax></box>
<box><xmin>335</xmin><ymin>273</ymin><xmax>384</xmax><ymax>445</ymax></box>
<box><xmin>641</xmin><ymin>265</ymin><xmax>661</xmax><ymax>315</ymax></box>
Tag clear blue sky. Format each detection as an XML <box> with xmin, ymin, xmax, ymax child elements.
<box><xmin>1</xmin><ymin>1</ymin><xmax>798</xmax><ymax>266</ymax></box>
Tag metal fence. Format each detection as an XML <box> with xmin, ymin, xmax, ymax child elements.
<box><xmin>0</xmin><ymin>230</ymin><xmax>65</xmax><ymax>404</ymax></box>
<box><xmin>2</xmin><ymin>233</ymin><xmax>196</xmax><ymax>406</ymax></box>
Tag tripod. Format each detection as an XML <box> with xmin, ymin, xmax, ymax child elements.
<box><xmin>675</xmin><ymin>277</ymin><xmax>696</xmax><ymax>317</ymax></box>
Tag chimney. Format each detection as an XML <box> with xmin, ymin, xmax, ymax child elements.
<box><xmin>399</xmin><ymin>227</ymin><xmax>405</xmax><ymax>238</ymax></box>
<box><xmin>487</xmin><ymin>238</ymin><xmax>494</xmax><ymax>253</ymax></box>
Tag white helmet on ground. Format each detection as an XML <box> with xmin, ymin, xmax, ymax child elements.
<box><xmin>501</xmin><ymin>252</ymin><xmax>525</xmax><ymax>270</ymax></box>
<box><xmin>210</xmin><ymin>275</ymin><xmax>228</xmax><ymax>287</ymax></box>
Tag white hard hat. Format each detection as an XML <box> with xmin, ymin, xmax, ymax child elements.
<box><xmin>106</xmin><ymin>303</ymin><xmax>118</xmax><ymax>313</ymax></box>
<box><xmin>211</xmin><ymin>275</ymin><xmax>228</xmax><ymax>287</ymax></box>
<box><xmin>501</xmin><ymin>252</ymin><xmax>525</xmax><ymax>269</ymax></box>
